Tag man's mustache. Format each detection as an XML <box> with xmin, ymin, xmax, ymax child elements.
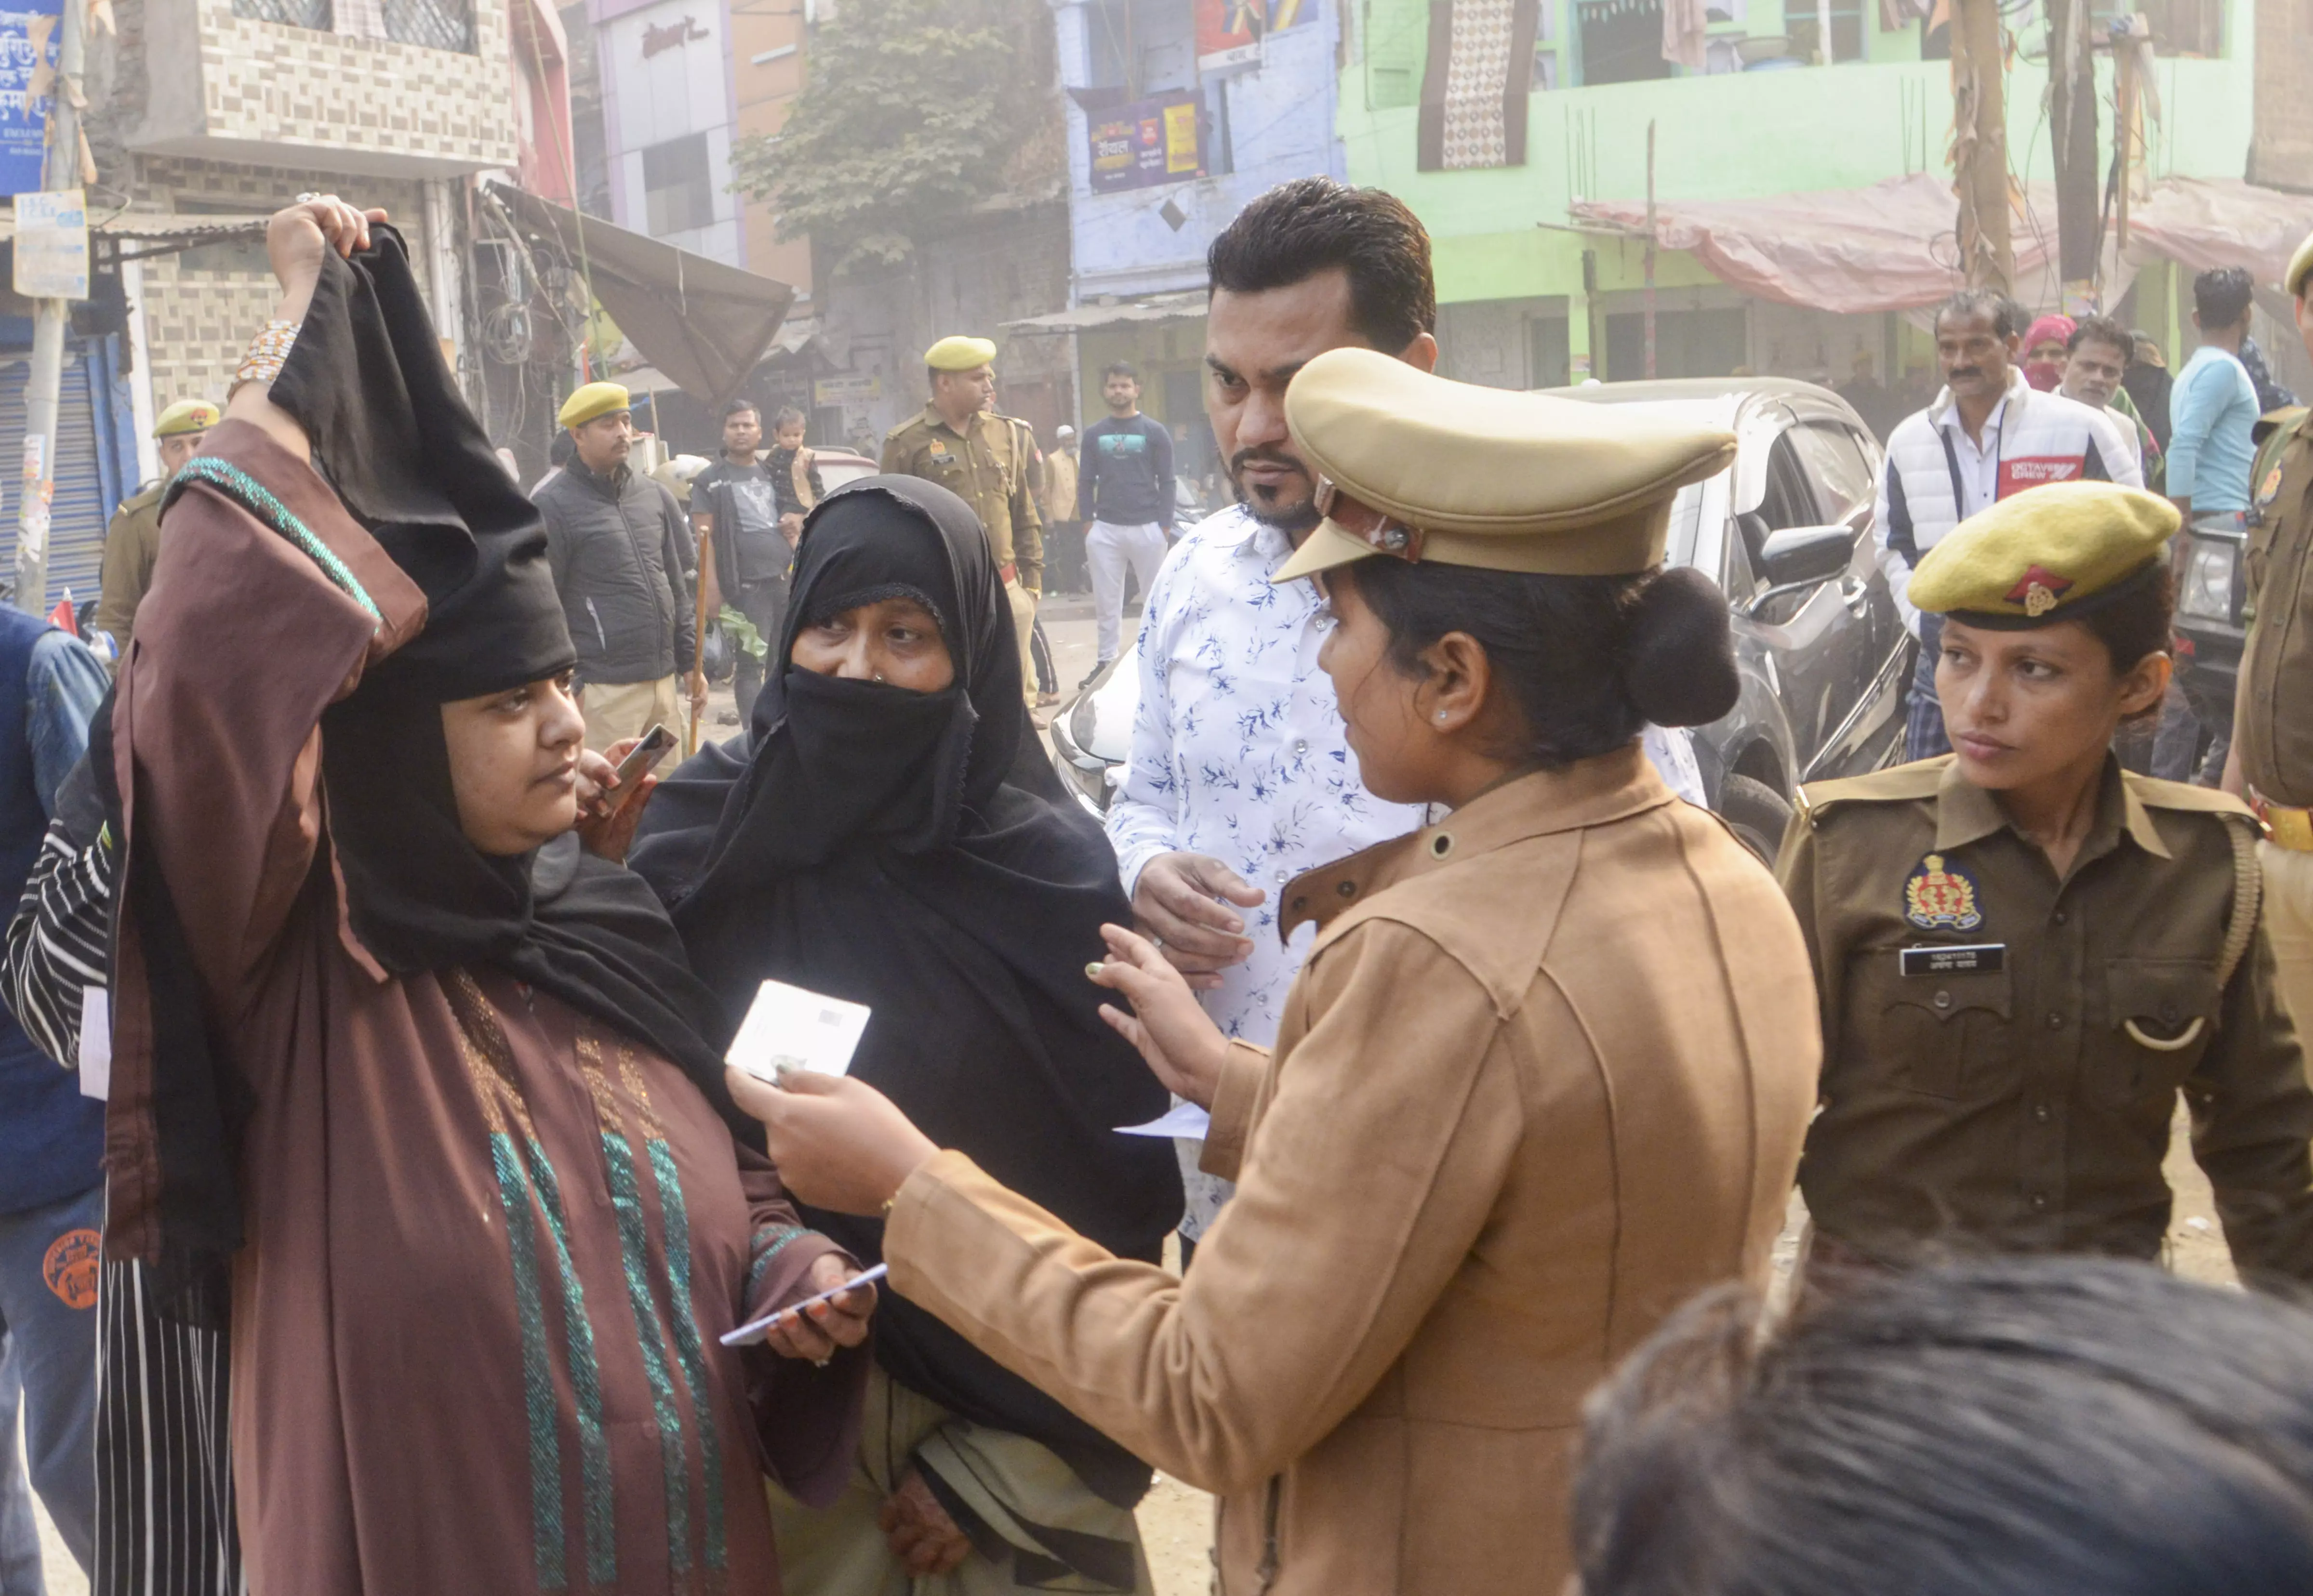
<box><xmin>1229</xmin><ymin>446</ymin><xmax>1307</xmax><ymax>478</ymax></box>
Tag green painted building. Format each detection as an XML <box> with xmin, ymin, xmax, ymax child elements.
<box><xmin>1337</xmin><ymin>0</ymin><xmax>2266</xmax><ymax>400</ymax></box>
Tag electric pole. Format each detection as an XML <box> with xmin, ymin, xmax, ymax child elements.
<box><xmin>14</xmin><ymin>0</ymin><xmax>86</xmax><ymax>613</ymax></box>
<box><xmin>1949</xmin><ymin>0</ymin><xmax>2013</xmax><ymax>296</ymax></box>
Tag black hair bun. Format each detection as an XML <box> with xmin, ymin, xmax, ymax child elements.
<box><xmin>1622</xmin><ymin>566</ymin><xmax>1739</xmax><ymax>728</ymax></box>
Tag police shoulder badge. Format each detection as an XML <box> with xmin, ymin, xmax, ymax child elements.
<box><xmin>1904</xmin><ymin>852</ymin><xmax>1984</xmax><ymax>931</ymax></box>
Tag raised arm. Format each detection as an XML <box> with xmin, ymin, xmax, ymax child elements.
<box><xmin>116</xmin><ymin>200</ymin><xmax>427</xmax><ymax>1010</ymax></box>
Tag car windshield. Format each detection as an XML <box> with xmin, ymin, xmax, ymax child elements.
<box><xmin>1665</xmin><ymin>481</ymin><xmax>1705</xmax><ymax>571</ymax></box>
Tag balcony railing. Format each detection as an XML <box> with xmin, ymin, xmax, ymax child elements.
<box><xmin>231</xmin><ymin>0</ymin><xmax>332</xmax><ymax>29</ymax></box>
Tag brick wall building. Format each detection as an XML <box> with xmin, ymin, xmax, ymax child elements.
<box><xmin>2249</xmin><ymin>0</ymin><xmax>2313</xmax><ymax>194</ymax></box>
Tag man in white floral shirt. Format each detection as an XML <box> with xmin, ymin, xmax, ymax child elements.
<box><xmin>1109</xmin><ymin>180</ymin><xmax>1703</xmax><ymax>1245</ymax></box>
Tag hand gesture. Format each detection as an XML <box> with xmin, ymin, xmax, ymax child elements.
<box><xmin>724</xmin><ymin>1068</ymin><xmax>939</xmax><ymax>1217</ymax></box>
<box><xmin>572</xmin><ymin>739</ymin><xmax>656</xmax><ymax>862</ymax></box>
<box><xmin>1130</xmin><ymin>851</ymin><xmax>1264</xmax><ymax>991</ymax></box>
<box><xmin>756</xmin><ymin>1250</ymin><xmax>877</xmax><ymax>1365</ymax></box>
<box><xmin>877</xmin><ymin>1470</ymin><xmax>972</xmax><ymax>1576</ymax></box>
<box><xmin>266</xmin><ymin>196</ymin><xmax>386</xmax><ymax>298</ymax></box>
<box><xmin>1087</xmin><ymin>923</ymin><xmax>1231</xmax><ymax>1108</ymax></box>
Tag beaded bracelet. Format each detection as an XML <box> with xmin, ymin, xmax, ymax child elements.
<box><xmin>229</xmin><ymin>318</ymin><xmax>301</xmax><ymax>395</ymax></box>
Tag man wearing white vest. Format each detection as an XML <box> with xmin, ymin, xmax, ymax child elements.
<box><xmin>1875</xmin><ymin>290</ymin><xmax>2141</xmax><ymax>758</ymax></box>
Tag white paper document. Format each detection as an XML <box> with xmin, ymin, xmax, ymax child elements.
<box><xmin>726</xmin><ymin>979</ymin><xmax>872</xmax><ymax>1082</ymax></box>
<box><xmin>1115</xmin><ymin>1101</ymin><xmax>1211</xmax><ymax>1139</ymax></box>
<box><xmin>78</xmin><ymin>986</ymin><xmax>109</xmax><ymax>1100</ymax></box>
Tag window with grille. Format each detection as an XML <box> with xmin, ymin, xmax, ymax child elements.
<box><xmin>2134</xmin><ymin>0</ymin><xmax>2220</xmax><ymax>55</ymax></box>
<box><xmin>382</xmin><ymin>0</ymin><xmax>475</xmax><ymax>52</ymax></box>
<box><xmin>643</xmin><ymin>133</ymin><xmax>715</xmax><ymax>237</ymax></box>
<box><xmin>231</xmin><ymin>0</ymin><xmax>332</xmax><ymax>29</ymax></box>
<box><xmin>1364</xmin><ymin>0</ymin><xmax>1426</xmax><ymax>109</ymax></box>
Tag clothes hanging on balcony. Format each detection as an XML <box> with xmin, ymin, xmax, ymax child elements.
<box><xmin>1416</xmin><ymin>0</ymin><xmax>1539</xmax><ymax>171</ymax></box>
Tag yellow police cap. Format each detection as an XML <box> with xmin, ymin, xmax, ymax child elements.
<box><xmin>924</xmin><ymin>335</ymin><xmax>997</xmax><ymax>372</ymax></box>
<box><xmin>558</xmin><ymin>381</ymin><xmax>632</xmax><ymax>429</ymax></box>
<box><xmin>1908</xmin><ymin>479</ymin><xmax>2180</xmax><ymax>627</ymax></box>
<box><xmin>153</xmin><ymin>399</ymin><xmax>218</xmax><ymax>437</ymax></box>
<box><xmin>1273</xmin><ymin>348</ymin><xmax>1739</xmax><ymax>583</ymax></box>
<box><xmin>2289</xmin><ymin>229</ymin><xmax>2313</xmax><ymax>299</ymax></box>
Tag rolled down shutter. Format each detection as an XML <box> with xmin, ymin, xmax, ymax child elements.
<box><xmin>0</xmin><ymin>345</ymin><xmax>114</xmax><ymax>612</ymax></box>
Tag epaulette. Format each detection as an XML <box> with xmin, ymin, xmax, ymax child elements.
<box><xmin>1793</xmin><ymin>757</ymin><xmax>1950</xmax><ymax>828</ymax></box>
<box><xmin>2123</xmin><ymin>773</ymin><xmax>2260</xmax><ymax>826</ymax></box>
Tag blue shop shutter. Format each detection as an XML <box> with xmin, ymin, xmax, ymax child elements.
<box><xmin>0</xmin><ymin>346</ymin><xmax>112</xmax><ymax>612</ymax></box>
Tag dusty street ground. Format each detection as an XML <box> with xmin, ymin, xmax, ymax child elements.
<box><xmin>29</xmin><ymin>588</ymin><xmax>2237</xmax><ymax>1594</ymax></box>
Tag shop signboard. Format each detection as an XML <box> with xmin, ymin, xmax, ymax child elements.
<box><xmin>1087</xmin><ymin>91</ymin><xmax>1203</xmax><ymax>195</ymax></box>
<box><xmin>0</xmin><ymin>0</ymin><xmax>58</xmax><ymax>196</ymax></box>
<box><xmin>1194</xmin><ymin>0</ymin><xmax>1315</xmax><ymax>75</ymax></box>
<box><xmin>13</xmin><ymin>186</ymin><xmax>85</xmax><ymax>300</ymax></box>
<box><xmin>812</xmin><ymin>372</ymin><xmax>883</xmax><ymax>406</ymax></box>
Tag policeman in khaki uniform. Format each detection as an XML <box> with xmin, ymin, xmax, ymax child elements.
<box><xmin>1784</xmin><ymin>480</ymin><xmax>2313</xmax><ymax>1288</ymax></box>
<box><xmin>2230</xmin><ymin>229</ymin><xmax>2313</xmax><ymax>1036</ymax></box>
<box><xmin>94</xmin><ymin>398</ymin><xmax>218</xmax><ymax>656</ymax></box>
<box><xmin>731</xmin><ymin>348</ymin><xmax>1822</xmax><ymax>1595</ymax></box>
<box><xmin>882</xmin><ymin>335</ymin><xmax>1045</xmax><ymax>706</ymax></box>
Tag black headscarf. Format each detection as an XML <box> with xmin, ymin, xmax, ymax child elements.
<box><xmin>118</xmin><ymin>230</ymin><xmax>748</xmax><ymax>1300</ymax></box>
<box><xmin>631</xmin><ymin>477</ymin><xmax>1182</xmax><ymax>1502</ymax></box>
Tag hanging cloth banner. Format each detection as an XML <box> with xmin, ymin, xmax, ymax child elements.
<box><xmin>1417</xmin><ymin>0</ymin><xmax>1539</xmax><ymax>171</ymax></box>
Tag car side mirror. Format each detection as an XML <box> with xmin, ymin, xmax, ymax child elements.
<box><xmin>1756</xmin><ymin>525</ymin><xmax>1854</xmax><ymax>588</ymax></box>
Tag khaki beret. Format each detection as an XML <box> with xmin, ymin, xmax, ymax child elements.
<box><xmin>558</xmin><ymin>381</ymin><xmax>632</xmax><ymax>429</ymax></box>
<box><xmin>153</xmin><ymin>399</ymin><xmax>218</xmax><ymax>437</ymax></box>
<box><xmin>1273</xmin><ymin>348</ymin><xmax>1739</xmax><ymax>583</ymax></box>
<box><xmin>925</xmin><ymin>335</ymin><xmax>997</xmax><ymax>372</ymax></box>
<box><xmin>2289</xmin><ymin>229</ymin><xmax>2313</xmax><ymax>299</ymax></box>
<box><xmin>1909</xmin><ymin>479</ymin><xmax>2180</xmax><ymax>627</ymax></box>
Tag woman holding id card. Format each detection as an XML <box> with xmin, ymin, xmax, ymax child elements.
<box><xmin>631</xmin><ymin>475</ymin><xmax>1181</xmax><ymax>1593</ymax></box>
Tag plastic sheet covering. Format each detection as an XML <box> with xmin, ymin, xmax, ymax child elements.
<box><xmin>488</xmin><ymin>182</ymin><xmax>795</xmax><ymax>407</ymax></box>
<box><xmin>1568</xmin><ymin>173</ymin><xmax>2313</xmax><ymax>315</ymax></box>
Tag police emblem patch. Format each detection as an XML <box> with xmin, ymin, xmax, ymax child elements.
<box><xmin>1904</xmin><ymin>852</ymin><xmax>1983</xmax><ymax>931</ymax></box>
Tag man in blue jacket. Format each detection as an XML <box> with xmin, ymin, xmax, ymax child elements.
<box><xmin>0</xmin><ymin>601</ymin><xmax>109</xmax><ymax>1589</ymax></box>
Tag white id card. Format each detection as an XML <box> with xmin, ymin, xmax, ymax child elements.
<box><xmin>726</xmin><ymin>979</ymin><xmax>871</xmax><ymax>1082</ymax></box>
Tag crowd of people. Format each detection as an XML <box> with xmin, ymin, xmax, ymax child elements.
<box><xmin>3</xmin><ymin>175</ymin><xmax>2313</xmax><ymax>1596</ymax></box>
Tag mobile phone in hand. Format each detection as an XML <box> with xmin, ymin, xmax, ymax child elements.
<box><xmin>607</xmin><ymin>724</ymin><xmax>676</xmax><ymax>809</ymax></box>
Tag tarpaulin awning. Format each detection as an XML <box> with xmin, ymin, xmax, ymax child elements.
<box><xmin>487</xmin><ymin>182</ymin><xmax>795</xmax><ymax>406</ymax></box>
<box><xmin>1567</xmin><ymin>174</ymin><xmax>2313</xmax><ymax>315</ymax></box>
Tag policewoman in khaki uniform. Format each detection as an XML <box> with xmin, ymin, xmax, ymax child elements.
<box><xmin>2230</xmin><ymin>229</ymin><xmax>2313</xmax><ymax>1037</ymax></box>
<box><xmin>1784</xmin><ymin>480</ymin><xmax>2313</xmax><ymax>1288</ymax></box>
<box><xmin>733</xmin><ymin>349</ymin><xmax>1822</xmax><ymax>1595</ymax></box>
<box><xmin>881</xmin><ymin>335</ymin><xmax>1045</xmax><ymax>706</ymax></box>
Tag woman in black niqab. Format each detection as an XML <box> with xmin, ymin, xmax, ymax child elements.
<box><xmin>631</xmin><ymin>477</ymin><xmax>1183</xmax><ymax>1519</ymax></box>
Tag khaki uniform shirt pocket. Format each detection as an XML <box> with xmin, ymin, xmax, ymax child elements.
<box><xmin>1844</xmin><ymin>956</ymin><xmax>2012</xmax><ymax>1100</ymax></box>
<box><xmin>2097</xmin><ymin>959</ymin><xmax>2220</xmax><ymax>1108</ymax></box>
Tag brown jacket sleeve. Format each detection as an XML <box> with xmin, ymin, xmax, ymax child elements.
<box><xmin>115</xmin><ymin>420</ymin><xmax>427</xmax><ymax>1012</ymax></box>
<box><xmin>2188</xmin><ymin>921</ymin><xmax>2313</xmax><ymax>1286</ymax></box>
<box><xmin>885</xmin><ymin>918</ymin><xmax>1524</xmax><ymax>1493</ymax></box>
